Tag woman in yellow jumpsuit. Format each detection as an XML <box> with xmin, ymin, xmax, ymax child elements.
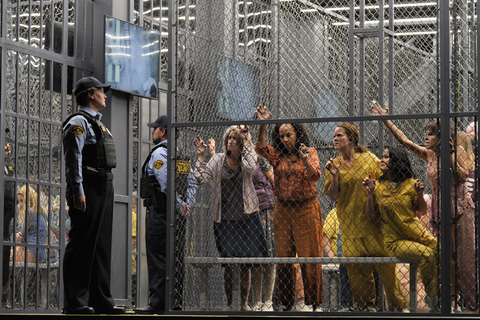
<box><xmin>323</xmin><ymin>123</ymin><xmax>407</xmax><ymax>312</ymax></box>
<box><xmin>363</xmin><ymin>146</ymin><xmax>438</xmax><ymax>312</ymax></box>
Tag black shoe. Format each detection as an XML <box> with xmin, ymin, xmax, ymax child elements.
<box><xmin>63</xmin><ymin>306</ymin><xmax>95</xmax><ymax>314</ymax></box>
<box><xmin>95</xmin><ymin>306</ymin><xmax>126</xmax><ymax>314</ymax></box>
<box><xmin>135</xmin><ymin>305</ymin><xmax>164</xmax><ymax>315</ymax></box>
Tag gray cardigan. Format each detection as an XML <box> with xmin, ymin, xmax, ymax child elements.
<box><xmin>194</xmin><ymin>145</ymin><xmax>259</xmax><ymax>222</ymax></box>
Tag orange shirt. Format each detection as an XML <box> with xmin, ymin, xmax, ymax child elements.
<box><xmin>255</xmin><ymin>144</ymin><xmax>321</xmax><ymax>202</ymax></box>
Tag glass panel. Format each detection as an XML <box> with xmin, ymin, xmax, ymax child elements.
<box><xmin>52</xmin><ymin>124</ymin><xmax>62</xmax><ymax>184</ymax></box>
<box><xmin>17</xmin><ymin>53</ymin><xmax>28</xmax><ymax>116</ymax></box>
<box><xmin>41</xmin><ymin>58</ymin><xmax>51</xmax><ymax>120</ymax></box>
<box><xmin>40</xmin><ymin>122</ymin><xmax>50</xmax><ymax>182</ymax></box>
<box><xmin>42</xmin><ymin>1</ymin><xmax>53</xmax><ymax>51</ymax></box>
<box><xmin>144</xmin><ymin>0</ymin><xmax>152</xmax><ymax>19</ymax></box>
<box><xmin>16</xmin><ymin>118</ymin><xmax>27</xmax><ymax>179</ymax></box>
<box><xmin>6</xmin><ymin>50</ymin><xmax>17</xmax><ymax>113</ymax></box>
<box><xmin>5</xmin><ymin>115</ymin><xmax>16</xmax><ymax>177</ymax></box>
<box><xmin>153</xmin><ymin>0</ymin><xmax>160</xmax><ymax>21</ymax></box>
<box><xmin>53</xmin><ymin>0</ymin><xmax>63</xmax><ymax>54</ymax></box>
<box><xmin>6</xmin><ymin>0</ymin><xmax>17</xmax><ymax>41</ymax></box>
<box><xmin>28</xmin><ymin>120</ymin><xmax>40</xmax><ymax>180</ymax></box>
<box><xmin>18</xmin><ymin>0</ymin><xmax>29</xmax><ymax>45</ymax></box>
<box><xmin>68</xmin><ymin>0</ymin><xmax>75</xmax><ymax>57</ymax></box>
<box><xmin>160</xmin><ymin>36</ymin><xmax>168</xmax><ymax>82</ymax></box>
<box><xmin>31</xmin><ymin>2</ymin><xmax>41</xmax><ymax>48</ymax></box>
<box><xmin>30</xmin><ymin>55</ymin><xmax>41</xmax><ymax>119</ymax></box>
<box><xmin>64</xmin><ymin>65</ymin><xmax>74</xmax><ymax>119</ymax></box>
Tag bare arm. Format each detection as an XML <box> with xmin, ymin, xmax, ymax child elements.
<box><xmin>370</xmin><ymin>102</ymin><xmax>431</xmax><ymax>162</ymax></box>
<box><xmin>255</xmin><ymin>105</ymin><xmax>272</xmax><ymax>147</ymax></box>
<box><xmin>452</xmin><ymin>142</ymin><xmax>469</xmax><ymax>183</ymax></box>
<box><xmin>322</xmin><ymin>234</ymin><xmax>335</xmax><ymax>258</ymax></box>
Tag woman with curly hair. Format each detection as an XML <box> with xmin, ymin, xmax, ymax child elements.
<box><xmin>323</xmin><ymin>123</ymin><xmax>407</xmax><ymax>312</ymax></box>
<box><xmin>11</xmin><ymin>185</ymin><xmax>48</xmax><ymax>263</ymax></box>
<box><xmin>255</xmin><ymin>105</ymin><xmax>324</xmax><ymax>312</ymax></box>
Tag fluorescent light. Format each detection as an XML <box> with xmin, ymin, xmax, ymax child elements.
<box><xmin>395</xmin><ymin>31</ymin><xmax>437</xmax><ymax>36</ymax></box>
<box><xmin>326</xmin><ymin>2</ymin><xmax>437</xmax><ymax>12</ymax></box>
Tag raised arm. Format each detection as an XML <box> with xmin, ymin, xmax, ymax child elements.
<box><xmin>370</xmin><ymin>102</ymin><xmax>431</xmax><ymax>162</ymax></box>
<box><xmin>255</xmin><ymin>104</ymin><xmax>272</xmax><ymax>147</ymax></box>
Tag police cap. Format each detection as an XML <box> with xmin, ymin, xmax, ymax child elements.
<box><xmin>74</xmin><ymin>77</ymin><xmax>110</xmax><ymax>97</ymax></box>
<box><xmin>147</xmin><ymin>115</ymin><xmax>169</xmax><ymax>128</ymax></box>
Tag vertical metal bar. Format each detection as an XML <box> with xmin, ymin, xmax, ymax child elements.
<box><xmin>378</xmin><ymin>0</ymin><xmax>385</xmax><ymax>154</ymax></box>
<box><xmin>439</xmin><ymin>0</ymin><xmax>452</xmax><ymax>314</ymax></box>
<box><xmin>387</xmin><ymin>0</ymin><xmax>394</xmax><ymax>147</ymax></box>
<box><xmin>272</xmin><ymin>0</ymin><xmax>279</xmax><ymax>117</ymax></box>
<box><xmin>358</xmin><ymin>0</ymin><xmax>365</xmax><ymax>148</ymax></box>
<box><xmin>166</xmin><ymin>0</ymin><xmax>177</xmax><ymax>312</ymax></box>
<box><xmin>348</xmin><ymin>0</ymin><xmax>354</xmax><ymax>117</ymax></box>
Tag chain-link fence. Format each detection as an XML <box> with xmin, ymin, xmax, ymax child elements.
<box><xmin>171</xmin><ymin>0</ymin><xmax>478</xmax><ymax>314</ymax></box>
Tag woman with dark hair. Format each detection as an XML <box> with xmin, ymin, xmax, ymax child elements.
<box><xmin>371</xmin><ymin>102</ymin><xmax>478</xmax><ymax>313</ymax></box>
<box><xmin>363</xmin><ymin>146</ymin><xmax>439</xmax><ymax>312</ymax></box>
<box><xmin>255</xmin><ymin>105</ymin><xmax>324</xmax><ymax>312</ymax></box>
<box><xmin>323</xmin><ymin>123</ymin><xmax>407</xmax><ymax>312</ymax></box>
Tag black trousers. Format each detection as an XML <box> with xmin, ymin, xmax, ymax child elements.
<box><xmin>63</xmin><ymin>179</ymin><xmax>115</xmax><ymax>311</ymax></box>
<box><xmin>2</xmin><ymin>181</ymin><xmax>15</xmax><ymax>288</ymax></box>
<box><xmin>145</xmin><ymin>204</ymin><xmax>166</xmax><ymax>311</ymax></box>
<box><xmin>173</xmin><ymin>215</ymin><xmax>186</xmax><ymax>309</ymax></box>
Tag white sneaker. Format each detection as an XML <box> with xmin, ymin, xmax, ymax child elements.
<box><xmin>262</xmin><ymin>300</ymin><xmax>274</xmax><ymax>311</ymax></box>
<box><xmin>253</xmin><ymin>301</ymin><xmax>263</xmax><ymax>311</ymax></box>
<box><xmin>241</xmin><ymin>304</ymin><xmax>252</xmax><ymax>311</ymax></box>
<box><xmin>294</xmin><ymin>304</ymin><xmax>312</xmax><ymax>311</ymax></box>
<box><xmin>226</xmin><ymin>304</ymin><xmax>233</xmax><ymax>312</ymax></box>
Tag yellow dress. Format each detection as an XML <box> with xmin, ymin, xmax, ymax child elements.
<box><xmin>323</xmin><ymin>151</ymin><xmax>407</xmax><ymax>311</ymax></box>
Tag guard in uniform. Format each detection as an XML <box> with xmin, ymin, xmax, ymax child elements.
<box><xmin>62</xmin><ymin>77</ymin><xmax>125</xmax><ymax>314</ymax></box>
<box><xmin>135</xmin><ymin>115</ymin><xmax>197</xmax><ymax>314</ymax></box>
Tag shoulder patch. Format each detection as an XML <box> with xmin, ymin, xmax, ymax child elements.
<box><xmin>154</xmin><ymin>159</ymin><xmax>164</xmax><ymax>170</ymax></box>
<box><xmin>71</xmin><ymin>125</ymin><xmax>85</xmax><ymax>136</ymax></box>
<box><xmin>176</xmin><ymin>160</ymin><xmax>191</xmax><ymax>174</ymax></box>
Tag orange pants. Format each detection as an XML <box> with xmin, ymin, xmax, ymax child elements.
<box><xmin>274</xmin><ymin>199</ymin><xmax>323</xmax><ymax>308</ymax></box>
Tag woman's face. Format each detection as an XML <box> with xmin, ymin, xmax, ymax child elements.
<box><xmin>425</xmin><ymin>130</ymin><xmax>438</xmax><ymax>150</ymax></box>
<box><xmin>227</xmin><ymin>131</ymin><xmax>241</xmax><ymax>154</ymax></box>
<box><xmin>17</xmin><ymin>193</ymin><xmax>24</xmax><ymax>209</ymax></box>
<box><xmin>90</xmin><ymin>88</ymin><xmax>107</xmax><ymax>109</ymax></box>
<box><xmin>333</xmin><ymin>127</ymin><xmax>351</xmax><ymax>152</ymax></box>
<box><xmin>279</xmin><ymin>124</ymin><xmax>297</xmax><ymax>152</ymax></box>
<box><xmin>380</xmin><ymin>149</ymin><xmax>391</xmax><ymax>174</ymax></box>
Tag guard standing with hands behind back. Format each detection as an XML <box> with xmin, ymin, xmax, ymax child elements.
<box><xmin>62</xmin><ymin>77</ymin><xmax>125</xmax><ymax>314</ymax></box>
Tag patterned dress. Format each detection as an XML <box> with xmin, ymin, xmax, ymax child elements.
<box><xmin>427</xmin><ymin>155</ymin><xmax>478</xmax><ymax>311</ymax></box>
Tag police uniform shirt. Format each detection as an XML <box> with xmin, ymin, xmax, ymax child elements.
<box><xmin>147</xmin><ymin>139</ymin><xmax>197</xmax><ymax>210</ymax></box>
<box><xmin>63</xmin><ymin>106</ymin><xmax>105</xmax><ymax>198</ymax></box>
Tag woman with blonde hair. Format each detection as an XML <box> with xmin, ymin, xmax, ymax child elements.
<box><xmin>194</xmin><ymin>125</ymin><xmax>269</xmax><ymax>311</ymax></box>
<box><xmin>11</xmin><ymin>185</ymin><xmax>48</xmax><ymax>263</ymax></box>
